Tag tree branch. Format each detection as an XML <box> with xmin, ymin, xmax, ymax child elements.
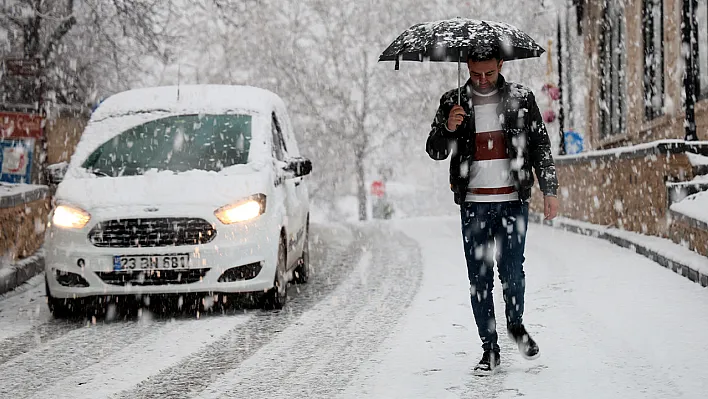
<box><xmin>42</xmin><ymin>14</ymin><xmax>76</xmax><ymax>60</ymax></box>
<box><xmin>0</xmin><ymin>0</ymin><xmax>32</xmax><ymax>28</ymax></box>
<box><xmin>0</xmin><ymin>12</ymin><xmax>25</xmax><ymax>29</ymax></box>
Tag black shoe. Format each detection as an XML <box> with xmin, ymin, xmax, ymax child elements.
<box><xmin>473</xmin><ymin>350</ymin><xmax>500</xmax><ymax>376</ymax></box>
<box><xmin>507</xmin><ymin>324</ymin><xmax>540</xmax><ymax>360</ymax></box>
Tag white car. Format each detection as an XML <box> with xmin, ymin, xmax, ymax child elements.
<box><xmin>45</xmin><ymin>85</ymin><xmax>312</xmax><ymax>316</ymax></box>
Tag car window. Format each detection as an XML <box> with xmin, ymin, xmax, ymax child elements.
<box><xmin>271</xmin><ymin>113</ymin><xmax>287</xmax><ymax>161</ymax></box>
<box><xmin>81</xmin><ymin>114</ymin><xmax>252</xmax><ymax>177</ymax></box>
<box><xmin>274</xmin><ymin>108</ymin><xmax>300</xmax><ymax>157</ymax></box>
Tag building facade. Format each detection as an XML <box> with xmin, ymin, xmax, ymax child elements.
<box><xmin>577</xmin><ymin>0</ymin><xmax>707</xmax><ymax>148</ymax></box>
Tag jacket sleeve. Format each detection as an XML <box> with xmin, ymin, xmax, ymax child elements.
<box><xmin>426</xmin><ymin>94</ymin><xmax>457</xmax><ymax>160</ymax></box>
<box><xmin>527</xmin><ymin>92</ymin><xmax>559</xmax><ymax>197</ymax></box>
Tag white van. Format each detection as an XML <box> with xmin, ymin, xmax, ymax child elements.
<box><xmin>45</xmin><ymin>85</ymin><xmax>312</xmax><ymax>316</ymax></box>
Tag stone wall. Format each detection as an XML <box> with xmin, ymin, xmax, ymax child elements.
<box><xmin>531</xmin><ymin>142</ymin><xmax>693</xmax><ymax>236</ymax></box>
<box><xmin>0</xmin><ymin>186</ymin><xmax>49</xmax><ymax>261</ymax></box>
<box><xmin>45</xmin><ymin>113</ymin><xmax>87</xmax><ymax>165</ymax></box>
<box><xmin>669</xmin><ymin>211</ymin><xmax>708</xmax><ymax>257</ymax></box>
<box><xmin>530</xmin><ymin>141</ymin><xmax>708</xmax><ymax>257</ymax></box>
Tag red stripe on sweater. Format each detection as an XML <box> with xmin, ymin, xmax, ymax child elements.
<box><xmin>474</xmin><ymin>131</ymin><xmax>508</xmax><ymax>161</ymax></box>
<box><xmin>468</xmin><ymin>186</ymin><xmax>516</xmax><ymax>195</ymax></box>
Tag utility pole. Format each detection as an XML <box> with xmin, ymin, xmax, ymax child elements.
<box><xmin>557</xmin><ymin>14</ymin><xmax>566</xmax><ymax>155</ymax></box>
<box><xmin>566</xmin><ymin>1</ymin><xmax>573</xmax><ymax>128</ymax></box>
<box><xmin>683</xmin><ymin>0</ymin><xmax>698</xmax><ymax>141</ymax></box>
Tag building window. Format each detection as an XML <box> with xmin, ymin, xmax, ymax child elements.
<box><xmin>698</xmin><ymin>0</ymin><xmax>708</xmax><ymax>99</ymax></box>
<box><xmin>643</xmin><ymin>0</ymin><xmax>664</xmax><ymax>119</ymax></box>
<box><xmin>599</xmin><ymin>0</ymin><xmax>627</xmax><ymax>138</ymax></box>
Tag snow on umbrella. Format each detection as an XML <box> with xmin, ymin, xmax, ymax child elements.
<box><xmin>378</xmin><ymin>18</ymin><xmax>545</xmax><ymax>103</ymax></box>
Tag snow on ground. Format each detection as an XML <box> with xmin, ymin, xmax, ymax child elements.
<box><xmin>0</xmin><ymin>182</ymin><xmax>45</xmax><ymax>199</ymax></box>
<box><xmin>545</xmin><ymin>216</ymin><xmax>708</xmax><ymax>277</ymax></box>
<box><xmin>687</xmin><ymin>152</ymin><xmax>708</xmax><ymax>166</ymax></box>
<box><xmin>33</xmin><ymin>315</ymin><xmax>252</xmax><ymax>399</ymax></box>
<box><xmin>0</xmin><ymin>274</ymin><xmax>49</xmax><ymax>341</ymax></box>
<box><xmin>689</xmin><ymin>174</ymin><xmax>708</xmax><ymax>182</ymax></box>
<box><xmin>0</xmin><ymin>217</ymin><xmax>706</xmax><ymax>398</ymax></box>
<box><xmin>341</xmin><ymin>216</ymin><xmax>708</xmax><ymax>399</ymax></box>
<box><xmin>310</xmin><ymin>176</ymin><xmax>458</xmax><ymax>224</ymax></box>
<box><xmin>671</xmin><ymin>190</ymin><xmax>708</xmax><ymax>227</ymax></box>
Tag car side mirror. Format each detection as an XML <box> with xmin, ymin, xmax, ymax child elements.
<box><xmin>47</xmin><ymin>162</ymin><xmax>68</xmax><ymax>185</ymax></box>
<box><xmin>286</xmin><ymin>157</ymin><xmax>312</xmax><ymax>177</ymax></box>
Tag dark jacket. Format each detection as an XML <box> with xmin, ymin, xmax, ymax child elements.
<box><xmin>426</xmin><ymin>74</ymin><xmax>559</xmax><ymax>205</ymax></box>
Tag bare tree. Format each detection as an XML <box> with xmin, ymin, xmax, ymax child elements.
<box><xmin>0</xmin><ymin>0</ymin><xmax>177</xmax><ymax>109</ymax></box>
<box><xmin>156</xmin><ymin>0</ymin><xmax>562</xmax><ymax>221</ymax></box>
<box><xmin>189</xmin><ymin>0</ymin><xmax>439</xmax><ymax>220</ymax></box>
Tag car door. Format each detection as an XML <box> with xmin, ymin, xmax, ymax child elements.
<box><xmin>274</xmin><ymin>108</ymin><xmax>309</xmax><ymax>239</ymax></box>
<box><xmin>271</xmin><ymin>112</ymin><xmax>301</xmax><ymax>269</ymax></box>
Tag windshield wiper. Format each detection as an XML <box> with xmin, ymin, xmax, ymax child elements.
<box><xmin>89</xmin><ymin>169</ymin><xmax>110</xmax><ymax>177</ymax></box>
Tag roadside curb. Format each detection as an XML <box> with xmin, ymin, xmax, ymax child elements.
<box><xmin>0</xmin><ymin>185</ymin><xmax>48</xmax><ymax>209</ymax></box>
<box><xmin>529</xmin><ymin>213</ymin><xmax>708</xmax><ymax>288</ymax></box>
<box><xmin>0</xmin><ymin>249</ymin><xmax>45</xmax><ymax>296</ymax></box>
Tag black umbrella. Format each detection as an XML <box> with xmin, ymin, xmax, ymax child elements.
<box><xmin>379</xmin><ymin>18</ymin><xmax>545</xmax><ymax>103</ymax></box>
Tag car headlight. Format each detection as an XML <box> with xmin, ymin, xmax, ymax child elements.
<box><xmin>214</xmin><ymin>194</ymin><xmax>266</xmax><ymax>224</ymax></box>
<box><xmin>52</xmin><ymin>205</ymin><xmax>91</xmax><ymax>229</ymax></box>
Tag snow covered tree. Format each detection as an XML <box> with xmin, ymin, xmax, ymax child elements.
<box><xmin>0</xmin><ymin>0</ymin><xmax>177</xmax><ymax>109</ymax></box>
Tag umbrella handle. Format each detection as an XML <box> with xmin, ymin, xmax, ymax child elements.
<box><xmin>458</xmin><ymin>50</ymin><xmax>461</xmax><ymax>105</ymax></box>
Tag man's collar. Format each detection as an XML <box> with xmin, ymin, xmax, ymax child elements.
<box><xmin>496</xmin><ymin>74</ymin><xmax>508</xmax><ymax>94</ymax></box>
<box><xmin>462</xmin><ymin>73</ymin><xmax>508</xmax><ymax>94</ymax></box>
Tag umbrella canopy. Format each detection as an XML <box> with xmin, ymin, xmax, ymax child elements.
<box><xmin>378</xmin><ymin>18</ymin><xmax>545</xmax><ymax>104</ymax></box>
<box><xmin>379</xmin><ymin>18</ymin><xmax>545</xmax><ymax>67</ymax></box>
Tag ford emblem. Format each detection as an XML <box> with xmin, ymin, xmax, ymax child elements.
<box><xmin>144</xmin><ymin>207</ymin><xmax>159</xmax><ymax>212</ymax></box>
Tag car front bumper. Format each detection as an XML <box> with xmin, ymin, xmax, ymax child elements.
<box><xmin>45</xmin><ymin>206</ymin><xmax>279</xmax><ymax>299</ymax></box>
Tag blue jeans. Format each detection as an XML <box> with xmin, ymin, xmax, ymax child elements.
<box><xmin>460</xmin><ymin>200</ymin><xmax>529</xmax><ymax>352</ymax></box>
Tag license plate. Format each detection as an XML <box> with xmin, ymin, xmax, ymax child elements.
<box><xmin>113</xmin><ymin>254</ymin><xmax>190</xmax><ymax>271</ymax></box>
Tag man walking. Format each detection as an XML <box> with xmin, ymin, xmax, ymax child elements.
<box><xmin>426</xmin><ymin>45</ymin><xmax>559</xmax><ymax>375</ymax></box>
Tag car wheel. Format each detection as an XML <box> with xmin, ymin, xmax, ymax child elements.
<box><xmin>261</xmin><ymin>237</ymin><xmax>288</xmax><ymax>310</ymax></box>
<box><xmin>46</xmin><ymin>277</ymin><xmax>83</xmax><ymax>319</ymax></box>
<box><xmin>293</xmin><ymin>221</ymin><xmax>310</xmax><ymax>284</ymax></box>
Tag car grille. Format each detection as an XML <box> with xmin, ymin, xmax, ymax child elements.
<box><xmin>96</xmin><ymin>269</ymin><xmax>210</xmax><ymax>286</ymax></box>
<box><xmin>88</xmin><ymin>218</ymin><xmax>216</xmax><ymax>248</ymax></box>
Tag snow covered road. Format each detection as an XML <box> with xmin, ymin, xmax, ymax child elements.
<box><xmin>0</xmin><ymin>217</ymin><xmax>706</xmax><ymax>398</ymax></box>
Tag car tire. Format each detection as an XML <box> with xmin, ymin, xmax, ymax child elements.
<box><xmin>293</xmin><ymin>221</ymin><xmax>310</xmax><ymax>284</ymax></box>
<box><xmin>46</xmin><ymin>277</ymin><xmax>83</xmax><ymax>319</ymax></box>
<box><xmin>261</xmin><ymin>237</ymin><xmax>288</xmax><ymax>310</ymax></box>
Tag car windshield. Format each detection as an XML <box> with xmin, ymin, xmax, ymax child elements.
<box><xmin>81</xmin><ymin>114</ymin><xmax>252</xmax><ymax>177</ymax></box>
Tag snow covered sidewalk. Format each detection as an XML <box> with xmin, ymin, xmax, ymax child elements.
<box><xmin>529</xmin><ymin>214</ymin><xmax>708</xmax><ymax>287</ymax></box>
<box><xmin>341</xmin><ymin>216</ymin><xmax>708</xmax><ymax>399</ymax></box>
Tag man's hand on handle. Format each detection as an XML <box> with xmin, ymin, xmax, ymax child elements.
<box><xmin>544</xmin><ymin>195</ymin><xmax>559</xmax><ymax>220</ymax></box>
<box><xmin>447</xmin><ymin>105</ymin><xmax>466</xmax><ymax>131</ymax></box>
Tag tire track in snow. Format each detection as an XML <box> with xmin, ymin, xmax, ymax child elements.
<box><xmin>0</xmin><ymin>321</ymin><xmax>82</xmax><ymax>366</ymax></box>
<box><xmin>112</xmin><ymin>223</ymin><xmax>363</xmax><ymax>399</ymax></box>
<box><xmin>0</xmin><ymin>318</ymin><xmax>183</xmax><ymax>399</ymax></box>
<box><xmin>0</xmin><ymin>223</ymin><xmax>354</xmax><ymax>398</ymax></box>
<box><xmin>31</xmin><ymin>314</ymin><xmax>252</xmax><ymax>399</ymax></box>
<box><xmin>0</xmin><ymin>275</ymin><xmax>83</xmax><ymax>366</ymax></box>
<box><xmin>194</xmin><ymin>223</ymin><xmax>424</xmax><ymax>399</ymax></box>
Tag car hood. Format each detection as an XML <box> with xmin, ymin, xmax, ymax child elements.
<box><xmin>56</xmin><ymin>169</ymin><xmax>270</xmax><ymax>211</ymax></box>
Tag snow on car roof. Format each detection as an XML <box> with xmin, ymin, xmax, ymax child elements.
<box><xmin>91</xmin><ymin>84</ymin><xmax>283</xmax><ymax>120</ymax></box>
<box><xmin>66</xmin><ymin>85</ymin><xmax>280</xmax><ymax>177</ymax></box>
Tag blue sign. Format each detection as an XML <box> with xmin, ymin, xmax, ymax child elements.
<box><xmin>0</xmin><ymin>138</ymin><xmax>34</xmax><ymax>183</ymax></box>
<box><xmin>564</xmin><ymin>131</ymin><xmax>584</xmax><ymax>155</ymax></box>
<box><xmin>91</xmin><ymin>98</ymin><xmax>105</xmax><ymax>114</ymax></box>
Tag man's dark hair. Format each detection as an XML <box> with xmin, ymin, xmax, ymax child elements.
<box><xmin>467</xmin><ymin>43</ymin><xmax>502</xmax><ymax>62</ymax></box>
